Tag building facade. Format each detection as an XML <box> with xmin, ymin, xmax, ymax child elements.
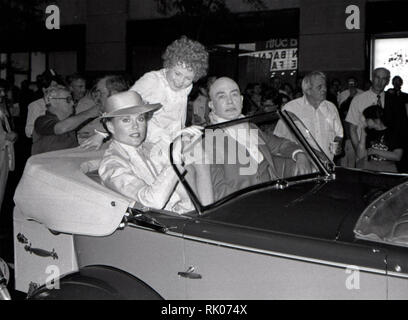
<box><xmin>1</xmin><ymin>0</ymin><xmax>408</xmax><ymax>89</ymax></box>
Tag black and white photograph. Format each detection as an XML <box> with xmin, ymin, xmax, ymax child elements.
<box><xmin>1</xmin><ymin>0</ymin><xmax>408</xmax><ymax>305</ymax></box>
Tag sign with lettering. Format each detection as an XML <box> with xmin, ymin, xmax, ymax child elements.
<box><xmin>258</xmin><ymin>38</ymin><xmax>298</xmax><ymax>50</ymax></box>
<box><xmin>270</xmin><ymin>48</ymin><xmax>298</xmax><ymax>71</ymax></box>
<box><xmin>240</xmin><ymin>38</ymin><xmax>298</xmax><ymax>73</ymax></box>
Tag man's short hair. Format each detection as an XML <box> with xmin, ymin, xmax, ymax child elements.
<box><xmin>372</xmin><ymin>67</ymin><xmax>390</xmax><ymax>79</ymax></box>
<box><xmin>392</xmin><ymin>75</ymin><xmax>403</xmax><ymax>83</ymax></box>
<box><xmin>301</xmin><ymin>71</ymin><xmax>326</xmax><ymax>93</ymax></box>
<box><xmin>66</xmin><ymin>73</ymin><xmax>86</xmax><ymax>85</ymax></box>
<box><xmin>44</xmin><ymin>85</ymin><xmax>70</xmax><ymax>102</ymax></box>
<box><xmin>103</xmin><ymin>75</ymin><xmax>130</xmax><ymax>96</ymax></box>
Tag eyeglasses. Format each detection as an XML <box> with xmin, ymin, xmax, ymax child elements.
<box><xmin>51</xmin><ymin>96</ymin><xmax>73</xmax><ymax>103</ymax></box>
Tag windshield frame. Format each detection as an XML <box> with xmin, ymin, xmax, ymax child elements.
<box><xmin>279</xmin><ymin>109</ymin><xmax>335</xmax><ymax>176</ymax></box>
<box><xmin>170</xmin><ymin>111</ymin><xmax>332</xmax><ymax>215</ymax></box>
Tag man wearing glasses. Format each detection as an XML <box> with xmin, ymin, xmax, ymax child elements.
<box><xmin>32</xmin><ymin>86</ymin><xmax>100</xmax><ymax>155</ymax></box>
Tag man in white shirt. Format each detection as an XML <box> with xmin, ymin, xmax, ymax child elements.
<box><xmin>25</xmin><ymin>70</ymin><xmax>60</xmax><ymax>138</ymax></box>
<box><xmin>274</xmin><ymin>71</ymin><xmax>343</xmax><ymax>160</ymax></box>
<box><xmin>345</xmin><ymin>67</ymin><xmax>408</xmax><ymax>169</ymax></box>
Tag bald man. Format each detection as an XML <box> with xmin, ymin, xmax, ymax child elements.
<box><xmin>206</xmin><ymin>77</ymin><xmax>313</xmax><ymax>200</ymax></box>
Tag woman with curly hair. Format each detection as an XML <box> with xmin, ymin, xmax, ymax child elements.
<box><xmin>80</xmin><ymin>36</ymin><xmax>209</xmax><ymax>150</ymax></box>
<box><xmin>130</xmin><ymin>35</ymin><xmax>209</xmax><ymax>144</ymax></box>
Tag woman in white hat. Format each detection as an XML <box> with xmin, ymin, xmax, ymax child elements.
<box><xmin>98</xmin><ymin>91</ymin><xmax>213</xmax><ymax>213</ymax></box>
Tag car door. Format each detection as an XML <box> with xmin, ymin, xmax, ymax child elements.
<box><xmin>75</xmin><ymin>210</ymin><xmax>190</xmax><ymax>299</ymax></box>
<box><xmin>182</xmin><ymin>219</ymin><xmax>388</xmax><ymax>299</ymax></box>
<box><xmin>384</xmin><ymin>246</ymin><xmax>408</xmax><ymax>299</ymax></box>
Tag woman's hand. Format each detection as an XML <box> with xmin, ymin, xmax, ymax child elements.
<box><xmin>175</xmin><ymin>125</ymin><xmax>203</xmax><ymax>151</ymax></box>
<box><xmin>174</xmin><ymin>125</ymin><xmax>203</xmax><ymax>140</ymax></box>
<box><xmin>172</xmin><ymin>126</ymin><xmax>204</xmax><ymax>165</ymax></box>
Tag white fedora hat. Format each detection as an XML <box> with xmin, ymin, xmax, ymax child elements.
<box><xmin>100</xmin><ymin>91</ymin><xmax>161</xmax><ymax>118</ymax></box>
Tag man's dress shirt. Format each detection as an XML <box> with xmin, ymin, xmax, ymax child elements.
<box><xmin>274</xmin><ymin>96</ymin><xmax>343</xmax><ymax>159</ymax></box>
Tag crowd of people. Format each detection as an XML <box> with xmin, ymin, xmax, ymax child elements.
<box><xmin>186</xmin><ymin>68</ymin><xmax>408</xmax><ymax>173</ymax></box>
<box><xmin>1</xmin><ymin>35</ymin><xmax>408</xmax><ymax>222</ymax></box>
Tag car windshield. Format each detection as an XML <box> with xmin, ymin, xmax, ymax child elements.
<box><xmin>282</xmin><ymin>110</ymin><xmax>335</xmax><ymax>172</ymax></box>
<box><xmin>170</xmin><ymin>111</ymin><xmax>329</xmax><ymax>212</ymax></box>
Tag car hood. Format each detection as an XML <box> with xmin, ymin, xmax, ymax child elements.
<box><xmin>203</xmin><ymin>167</ymin><xmax>408</xmax><ymax>241</ymax></box>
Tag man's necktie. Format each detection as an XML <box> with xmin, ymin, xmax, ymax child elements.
<box><xmin>0</xmin><ymin>111</ymin><xmax>8</xmax><ymax>132</ymax></box>
<box><xmin>377</xmin><ymin>94</ymin><xmax>382</xmax><ymax>107</ymax></box>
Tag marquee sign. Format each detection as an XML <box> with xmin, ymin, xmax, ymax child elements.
<box><xmin>269</xmin><ymin>48</ymin><xmax>298</xmax><ymax>71</ymax></box>
<box><xmin>239</xmin><ymin>38</ymin><xmax>298</xmax><ymax>73</ymax></box>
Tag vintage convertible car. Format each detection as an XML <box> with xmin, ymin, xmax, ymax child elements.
<box><xmin>12</xmin><ymin>111</ymin><xmax>408</xmax><ymax>299</ymax></box>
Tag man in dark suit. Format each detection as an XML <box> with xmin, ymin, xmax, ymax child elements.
<box><xmin>387</xmin><ymin>76</ymin><xmax>408</xmax><ymax>102</ymax></box>
<box><xmin>205</xmin><ymin>77</ymin><xmax>313</xmax><ymax>200</ymax></box>
<box><xmin>346</xmin><ymin>68</ymin><xmax>408</xmax><ymax>171</ymax></box>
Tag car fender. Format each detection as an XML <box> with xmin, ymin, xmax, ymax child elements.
<box><xmin>29</xmin><ymin>265</ymin><xmax>163</xmax><ymax>300</ymax></box>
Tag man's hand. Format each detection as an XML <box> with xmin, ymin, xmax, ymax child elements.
<box><xmin>84</xmin><ymin>104</ymin><xmax>101</xmax><ymax>118</ymax></box>
<box><xmin>6</xmin><ymin>131</ymin><xmax>17</xmax><ymax>143</ymax></box>
<box><xmin>330</xmin><ymin>136</ymin><xmax>343</xmax><ymax>156</ymax></box>
<box><xmin>294</xmin><ymin>152</ymin><xmax>314</xmax><ymax>175</ymax></box>
<box><xmin>349</xmin><ymin>124</ymin><xmax>360</xmax><ymax>153</ymax></box>
<box><xmin>80</xmin><ymin>133</ymin><xmax>105</xmax><ymax>150</ymax></box>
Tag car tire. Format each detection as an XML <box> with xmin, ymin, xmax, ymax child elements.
<box><xmin>29</xmin><ymin>265</ymin><xmax>163</xmax><ymax>300</ymax></box>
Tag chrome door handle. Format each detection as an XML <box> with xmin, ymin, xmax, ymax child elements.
<box><xmin>178</xmin><ymin>266</ymin><xmax>202</xmax><ymax>279</ymax></box>
<box><xmin>24</xmin><ymin>245</ymin><xmax>58</xmax><ymax>260</ymax></box>
<box><xmin>17</xmin><ymin>233</ymin><xmax>58</xmax><ymax>259</ymax></box>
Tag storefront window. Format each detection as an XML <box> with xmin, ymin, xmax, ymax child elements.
<box><xmin>372</xmin><ymin>36</ymin><xmax>408</xmax><ymax>91</ymax></box>
<box><xmin>0</xmin><ymin>51</ymin><xmax>77</xmax><ymax>85</ymax></box>
<box><xmin>208</xmin><ymin>38</ymin><xmax>299</xmax><ymax>93</ymax></box>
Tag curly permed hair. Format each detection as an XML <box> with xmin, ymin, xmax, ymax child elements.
<box><xmin>162</xmin><ymin>36</ymin><xmax>209</xmax><ymax>82</ymax></box>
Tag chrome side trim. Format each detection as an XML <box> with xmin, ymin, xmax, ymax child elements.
<box><xmin>127</xmin><ymin>222</ymin><xmax>184</xmax><ymax>237</ymax></box>
<box><xmin>183</xmin><ymin>234</ymin><xmax>386</xmax><ymax>275</ymax></box>
<box><xmin>386</xmin><ymin>271</ymin><xmax>408</xmax><ymax>279</ymax></box>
